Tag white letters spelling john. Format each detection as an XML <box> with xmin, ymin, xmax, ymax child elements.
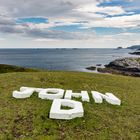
<box><xmin>12</xmin><ymin>87</ymin><xmax>121</xmax><ymax>120</ymax></box>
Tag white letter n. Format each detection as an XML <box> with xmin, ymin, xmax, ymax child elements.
<box><xmin>91</xmin><ymin>91</ymin><xmax>121</xmax><ymax>105</ymax></box>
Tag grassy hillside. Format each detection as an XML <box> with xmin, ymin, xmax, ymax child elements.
<box><xmin>0</xmin><ymin>71</ymin><xmax>140</xmax><ymax>140</ymax></box>
<box><xmin>0</xmin><ymin>64</ymin><xmax>39</xmax><ymax>73</ymax></box>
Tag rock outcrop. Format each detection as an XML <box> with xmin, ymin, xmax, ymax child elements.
<box><xmin>129</xmin><ymin>51</ymin><xmax>140</xmax><ymax>55</ymax></box>
<box><xmin>116</xmin><ymin>47</ymin><xmax>123</xmax><ymax>50</ymax></box>
<box><xmin>86</xmin><ymin>66</ymin><xmax>96</xmax><ymax>71</ymax></box>
<box><xmin>97</xmin><ymin>58</ymin><xmax>140</xmax><ymax>77</ymax></box>
<box><xmin>127</xmin><ymin>45</ymin><xmax>140</xmax><ymax>50</ymax></box>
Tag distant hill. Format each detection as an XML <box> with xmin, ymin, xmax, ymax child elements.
<box><xmin>127</xmin><ymin>45</ymin><xmax>140</xmax><ymax>49</ymax></box>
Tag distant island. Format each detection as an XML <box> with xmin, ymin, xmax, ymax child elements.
<box><xmin>116</xmin><ymin>47</ymin><xmax>123</xmax><ymax>50</ymax></box>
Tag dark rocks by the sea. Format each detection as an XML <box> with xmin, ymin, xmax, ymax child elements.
<box><xmin>86</xmin><ymin>64</ymin><xmax>102</xmax><ymax>71</ymax></box>
<box><xmin>127</xmin><ymin>45</ymin><xmax>140</xmax><ymax>50</ymax></box>
<box><xmin>97</xmin><ymin>58</ymin><xmax>140</xmax><ymax>77</ymax></box>
<box><xmin>127</xmin><ymin>45</ymin><xmax>140</xmax><ymax>57</ymax></box>
<box><xmin>86</xmin><ymin>66</ymin><xmax>96</xmax><ymax>71</ymax></box>
<box><xmin>129</xmin><ymin>51</ymin><xmax>140</xmax><ymax>55</ymax></box>
<box><xmin>96</xmin><ymin>64</ymin><xmax>102</xmax><ymax>66</ymax></box>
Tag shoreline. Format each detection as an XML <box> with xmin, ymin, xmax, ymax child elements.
<box><xmin>0</xmin><ymin>64</ymin><xmax>39</xmax><ymax>73</ymax></box>
<box><xmin>1</xmin><ymin>57</ymin><xmax>140</xmax><ymax>77</ymax></box>
<box><xmin>86</xmin><ymin>57</ymin><xmax>140</xmax><ymax>77</ymax></box>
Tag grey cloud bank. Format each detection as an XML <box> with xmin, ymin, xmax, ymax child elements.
<box><xmin>0</xmin><ymin>0</ymin><xmax>140</xmax><ymax>48</ymax></box>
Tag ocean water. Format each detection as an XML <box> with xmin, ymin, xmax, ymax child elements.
<box><xmin>0</xmin><ymin>48</ymin><xmax>137</xmax><ymax>72</ymax></box>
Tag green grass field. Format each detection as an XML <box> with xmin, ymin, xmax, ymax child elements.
<box><xmin>0</xmin><ymin>71</ymin><xmax>140</xmax><ymax>140</ymax></box>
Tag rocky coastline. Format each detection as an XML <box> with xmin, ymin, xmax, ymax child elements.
<box><xmin>129</xmin><ymin>52</ymin><xmax>140</xmax><ymax>55</ymax></box>
<box><xmin>87</xmin><ymin>58</ymin><xmax>140</xmax><ymax>77</ymax></box>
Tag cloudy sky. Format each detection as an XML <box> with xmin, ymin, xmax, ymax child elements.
<box><xmin>0</xmin><ymin>0</ymin><xmax>140</xmax><ymax>48</ymax></box>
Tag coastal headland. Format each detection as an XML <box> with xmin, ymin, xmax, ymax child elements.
<box><xmin>98</xmin><ymin>57</ymin><xmax>140</xmax><ymax>77</ymax></box>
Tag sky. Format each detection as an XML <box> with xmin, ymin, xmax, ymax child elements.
<box><xmin>0</xmin><ymin>0</ymin><xmax>140</xmax><ymax>48</ymax></box>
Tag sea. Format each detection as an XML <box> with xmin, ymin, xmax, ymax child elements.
<box><xmin>0</xmin><ymin>48</ymin><xmax>138</xmax><ymax>72</ymax></box>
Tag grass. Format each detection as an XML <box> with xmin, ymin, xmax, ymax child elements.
<box><xmin>0</xmin><ymin>71</ymin><xmax>140</xmax><ymax>140</ymax></box>
<box><xmin>136</xmin><ymin>58</ymin><xmax>140</xmax><ymax>63</ymax></box>
<box><xmin>0</xmin><ymin>64</ymin><xmax>39</xmax><ymax>73</ymax></box>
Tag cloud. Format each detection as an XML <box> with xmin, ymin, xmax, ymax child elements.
<box><xmin>79</xmin><ymin>14</ymin><xmax>140</xmax><ymax>28</ymax></box>
<box><xmin>34</xmin><ymin>38</ymin><xmax>62</xmax><ymax>42</ymax></box>
<box><xmin>75</xmin><ymin>4</ymin><xmax>126</xmax><ymax>16</ymax></box>
<box><xmin>0</xmin><ymin>16</ymin><xmax>95</xmax><ymax>40</ymax></box>
<box><xmin>0</xmin><ymin>0</ymin><xmax>139</xmax><ymax>46</ymax></box>
<box><xmin>0</xmin><ymin>0</ymin><xmax>75</xmax><ymax>18</ymax></box>
<box><xmin>0</xmin><ymin>15</ymin><xmax>15</xmax><ymax>25</ymax></box>
<box><xmin>25</xmin><ymin>28</ymin><xmax>93</xmax><ymax>40</ymax></box>
<box><xmin>25</xmin><ymin>12</ymin><xmax>140</xmax><ymax>30</ymax></box>
<box><xmin>0</xmin><ymin>37</ymin><xmax>5</xmax><ymax>41</ymax></box>
<box><xmin>1</xmin><ymin>12</ymin><xmax>140</xmax><ymax>41</ymax></box>
<box><xmin>0</xmin><ymin>0</ymin><xmax>127</xmax><ymax>18</ymax></box>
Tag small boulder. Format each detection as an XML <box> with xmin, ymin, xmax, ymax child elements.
<box><xmin>86</xmin><ymin>66</ymin><xmax>96</xmax><ymax>71</ymax></box>
<box><xmin>96</xmin><ymin>64</ymin><xmax>102</xmax><ymax>66</ymax></box>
